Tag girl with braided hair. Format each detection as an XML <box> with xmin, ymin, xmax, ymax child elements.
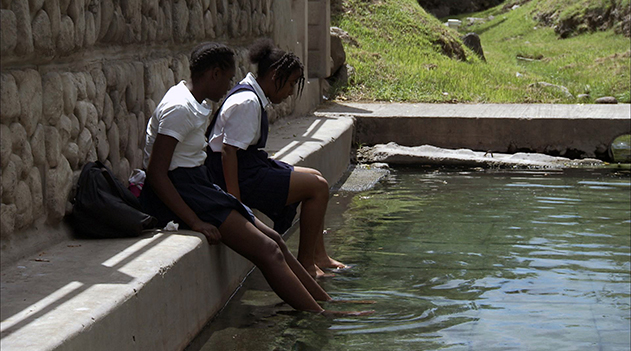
<box><xmin>207</xmin><ymin>39</ymin><xmax>346</xmax><ymax>278</ymax></box>
<box><xmin>140</xmin><ymin>42</ymin><xmax>364</xmax><ymax>314</ymax></box>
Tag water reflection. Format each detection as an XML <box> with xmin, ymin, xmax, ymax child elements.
<box><xmin>188</xmin><ymin>168</ymin><xmax>630</xmax><ymax>351</ymax></box>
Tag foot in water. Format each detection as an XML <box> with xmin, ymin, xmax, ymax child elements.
<box><xmin>316</xmin><ymin>256</ymin><xmax>348</xmax><ymax>270</ymax></box>
<box><xmin>321</xmin><ymin>310</ymin><xmax>375</xmax><ymax>317</ymax></box>
<box><xmin>308</xmin><ymin>265</ymin><xmax>335</xmax><ymax>279</ymax></box>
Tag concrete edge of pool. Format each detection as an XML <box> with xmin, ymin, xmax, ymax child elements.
<box><xmin>318</xmin><ymin>102</ymin><xmax>631</xmax><ymax>160</ymax></box>
<box><xmin>1</xmin><ymin>103</ymin><xmax>628</xmax><ymax>351</ymax></box>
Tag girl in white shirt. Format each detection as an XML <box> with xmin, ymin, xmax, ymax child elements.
<box><xmin>141</xmin><ymin>42</ymin><xmax>363</xmax><ymax>314</ymax></box>
<box><xmin>207</xmin><ymin>39</ymin><xmax>346</xmax><ymax>278</ymax></box>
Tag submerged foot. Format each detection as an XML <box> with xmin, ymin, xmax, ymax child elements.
<box><xmin>306</xmin><ymin>264</ymin><xmax>335</xmax><ymax>279</ymax></box>
<box><xmin>321</xmin><ymin>310</ymin><xmax>375</xmax><ymax>317</ymax></box>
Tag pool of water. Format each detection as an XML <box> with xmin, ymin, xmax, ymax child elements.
<box><xmin>187</xmin><ymin>167</ymin><xmax>630</xmax><ymax>351</ymax></box>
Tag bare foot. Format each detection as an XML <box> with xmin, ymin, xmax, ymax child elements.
<box><xmin>316</xmin><ymin>256</ymin><xmax>348</xmax><ymax>270</ymax></box>
<box><xmin>321</xmin><ymin>310</ymin><xmax>375</xmax><ymax>317</ymax></box>
<box><xmin>306</xmin><ymin>265</ymin><xmax>335</xmax><ymax>279</ymax></box>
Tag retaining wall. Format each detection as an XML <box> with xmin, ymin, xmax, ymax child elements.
<box><xmin>0</xmin><ymin>0</ymin><xmax>332</xmax><ymax>267</ymax></box>
<box><xmin>317</xmin><ymin>102</ymin><xmax>631</xmax><ymax>160</ymax></box>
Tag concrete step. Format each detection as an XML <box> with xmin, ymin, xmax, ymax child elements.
<box><xmin>0</xmin><ymin>115</ymin><xmax>355</xmax><ymax>351</ymax></box>
<box><xmin>317</xmin><ymin>102</ymin><xmax>631</xmax><ymax>159</ymax></box>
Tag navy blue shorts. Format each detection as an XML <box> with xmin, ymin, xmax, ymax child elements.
<box><xmin>140</xmin><ymin>165</ymin><xmax>254</xmax><ymax>229</ymax></box>
<box><xmin>206</xmin><ymin>149</ymin><xmax>299</xmax><ymax>233</ymax></box>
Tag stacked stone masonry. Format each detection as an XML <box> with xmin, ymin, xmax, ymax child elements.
<box><xmin>1</xmin><ymin>0</ymin><xmax>275</xmax><ymax>58</ymax></box>
<box><xmin>0</xmin><ymin>0</ymin><xmax>310</xmax><ymax>262</ymax></box>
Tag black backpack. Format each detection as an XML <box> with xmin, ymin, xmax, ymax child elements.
<box><xmin>70</xmin><ymin>161</ymin><xmax>158</xmax><ymax>238</ymax></box>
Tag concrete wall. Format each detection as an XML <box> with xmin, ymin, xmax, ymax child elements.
<box><xmin>0</xmin><ymin>0</ymin><xmax>332</xmax><ymax>267</ymax></box>
<box><xmin>318</xmin><ymin>102</ymin><xmax>631</xmax><ymax>160</ymax></box>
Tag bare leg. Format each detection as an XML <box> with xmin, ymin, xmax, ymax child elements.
<box><xmin>217</xmin><ymin>212</ymin><xmax>374</xmax><ymax>316</ymax></box>
<box><xmin>254</xmin><ymin>218</ymin><xmax>331</xmax><ymax>301</ymax></box>
<box><xmin>314</xmin><ymin>229</ymin><xmax>346</xmax><ymax>270</ymax></box>
<box><xmin>287</xmin><ymin>168</ymin><xmax>334</xmax><ymax>276</ymax></box>
<box><xmin>289</xmin><ymin>167</ymin><xmax>346</xmax><ymax>276</ymax></box>
<box><xmin>219</xmin><ymin>211</ymin><xmax>323</xmax><ymax>312</ymax></box>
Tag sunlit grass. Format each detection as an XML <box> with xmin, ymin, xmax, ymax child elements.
<box><xmin>332</xmin><ymin>0</ymin><xmax>630</xmax><ymax>103</ymax></box>
<box><xmin>464</xmin><ymin>1</ymin><xmax>631</xmax><ymax>103</ymax></box>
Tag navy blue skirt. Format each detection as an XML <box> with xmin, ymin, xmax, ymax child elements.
<box><xmin>140</xmin><ymin>165</ymin><xmax>254</xmax><ymax>229</ymax></box>
<box><xmin>206</xmin><ymin>148</ymin><xmax>299</xmax><ymax>234</ymax></box>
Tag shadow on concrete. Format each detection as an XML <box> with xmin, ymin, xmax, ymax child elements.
<box><xmin>316</xmin><ymin>102</ymin><xmax>373</xmax><ymax>114</ymax></box>
<box><xmin>271</xmin><ymin>116</ymin><xmax>337</xmax><ymax>161</ymax></box>
<box><xmin>0</xmin><ymin>230</ymin><xmax>175</xmax><ymax>339</ymax></box>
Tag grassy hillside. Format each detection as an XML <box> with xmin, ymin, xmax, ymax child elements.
<box><xmin>517</xmin><ymin>0</ymin><xmax>631</xmax><ymax>38</ymax></box>
<box><xmin>331</xmin><ymin>0</ymin><xmax>630</xmax><ymax>103</ymax></box>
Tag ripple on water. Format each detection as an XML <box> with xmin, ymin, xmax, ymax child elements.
<box><xmin>191</xmin><ymin>168</ymin><xmax>631</xmax><ymax>351</ymax></box>
<box><xmin>328</xmin><ymin>291</ymin><xmax>478</xmax><ymax>337</ymax></box>
<box><xmin>505</xmin><ymin>183</ymin><xmax>573</xmax><ymax>189</ymax></box>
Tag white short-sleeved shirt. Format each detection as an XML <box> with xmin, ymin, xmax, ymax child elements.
<box><xmin>208</xmin><ymin>73</ymin><xmax>270</xmax><ymax>152</ymax></box>
<box><xmin>143</xmin><ymin>81</ymin><xmax>212</xmax><ymax>170</ymax></box>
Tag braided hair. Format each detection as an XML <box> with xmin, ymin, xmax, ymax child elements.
<box><xmin>189</xmin><ymin>42</ymin><xmax>235</xmax><ymax>80</ymax></box>
<box><xmin>249</xmin><ymin>38</ymin><xmax>305</xmax><ymax>96</ymax></box>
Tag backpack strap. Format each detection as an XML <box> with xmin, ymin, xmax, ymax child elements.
<box><xmin>205</xmin><ymin>84</ymin><xmax>265</xmax><ymax>142</ymax></box>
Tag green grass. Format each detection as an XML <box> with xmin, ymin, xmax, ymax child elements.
<box><xmin>525</xmin><ymin>0</ymin><xmax>630</xmax><ymax>36</ymax></box>
<box><xmin>331</xmin><ymin>0</ymin><xmax>630</xmax><ymax>103</ymax></box>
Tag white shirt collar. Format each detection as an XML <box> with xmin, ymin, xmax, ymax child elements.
<box><xmin>241</xmin><ymin>73</ymin><xmax>271</xmax><ymax>109</ymax></box>
<box><xmin>180</xmin><ymin>80</ymin><xmax>211</xmax><ymax>116</ymax></box>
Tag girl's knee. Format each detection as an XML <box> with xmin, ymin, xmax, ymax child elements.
<box><xmin>288</xmin><ymin>171</ymin><xmax>329</xmax><ymax>202</ymax></box>
<box><xmin>266</xmin><ymin>230</ymin><xmax>289</xmax><ymax>252</ymax></box>
<box><xmin>315</xmin><ymin>175</ymin><xmax>329</xmax><ymax>196</ymax></box>
<box><xmin>302</xmin><ymin>175</ymin><xmax>328</xmax><ymax>200</ymax></box>
<box><xmin>256</xmin><ymin>240</ymin><xmax>285</xmax><ymax>265</ymax></box>
<box><xmin>296</xmin><ymin>166</ymin><xmax>323</xmax><ymax>178</ymax></box>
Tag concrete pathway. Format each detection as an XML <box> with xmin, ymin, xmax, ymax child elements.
<box><xmin>318</xmin><ymin>102</ymin><xmax>630</xmax><ymax>119</ymax></box>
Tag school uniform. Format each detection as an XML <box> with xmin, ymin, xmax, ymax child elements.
<box><xmin>140</xmin><ymin>81</ymin><xmax>254</xmax><ymax>228</ymax></box>
<box><xmin>206</xmin><ymin>73</ymin><xmax>299</xmax><ymax>233</ymax></box>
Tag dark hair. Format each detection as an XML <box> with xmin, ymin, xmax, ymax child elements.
<box><xmin>249</xmin><ymin>38</ymin><xmax>305</xmax><ymax>96</ymax></box>
<box><xmin>189</xmin><ymin>42</ymin><xmax>235</xmax><ymax>80</ymax></box>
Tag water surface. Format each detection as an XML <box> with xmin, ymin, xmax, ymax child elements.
<box><xmin>188</xmin><ymin>167</ymin><xmax>630</xmax><ymax>351</ymax></box>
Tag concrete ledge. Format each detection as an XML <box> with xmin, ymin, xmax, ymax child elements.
<box><xmin>1</xmin><ymin>232</ymin><xmax>251</xmax><ymax>351</ymax></box>
<box><xmin>0</xmin><ymin>115</ymin><xmax>355</xmax><ymax>351</ymax></box>
<box><xmin>317</xmin><ymin>102</ymin><xmax>631</xmax><ymax>159</ymax></box>
<box><xmin>267</xmin><ymin>115</ymin><xmax>355</xmax><ymax>184</ymax></box>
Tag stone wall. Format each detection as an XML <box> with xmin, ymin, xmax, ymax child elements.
<box><xmin>1</xmin><ymin>0</ymin><xmax>329</xmax><ymax>265</ymax></box>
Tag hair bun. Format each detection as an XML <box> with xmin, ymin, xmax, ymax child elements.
<box><xmin>249</xmin><ymin>38</ymin><xmax>275</xmax><ymax>64</ymax></box>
